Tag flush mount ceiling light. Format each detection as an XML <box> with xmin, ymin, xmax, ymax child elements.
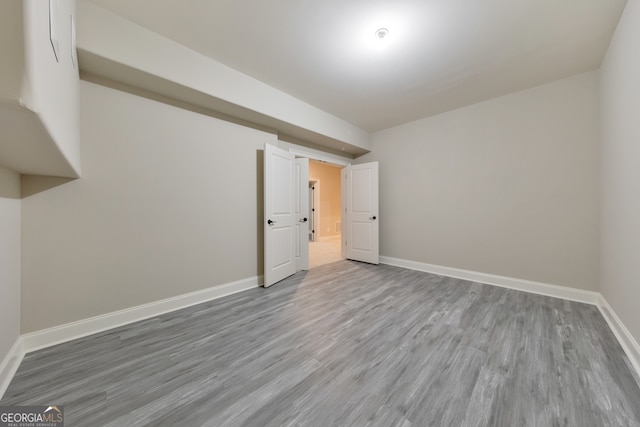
<box><xmin>375</xmin><ymin>28</ymin><xmax>389</xmax><ymax>40</ymax></box>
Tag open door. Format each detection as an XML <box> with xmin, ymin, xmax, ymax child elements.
<box><xmin>295</xmin><ymin>157</ymin><xmax>309</xmax><ymax>271</ymax></box>
<box><xmin>264</xmin><ymin>143</ymin><xmax>296</xmax><ymax>287</ymax></box>
<box><xmin>343</xmin><ymin>162</ymin><xmax>379</xmax><ymax>264</ymax></box>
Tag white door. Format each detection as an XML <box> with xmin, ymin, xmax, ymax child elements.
<box><xmin>343</xmin><ymin>162</ymin><xmax>379</xmax><ymax>264</ymax></box>
<box><xmin>295</xmin><ymin>157</ymin><xmax>309</xmax><ymax>271</ymax></box>
<box><xmin>264</xmin><ymin>143</ymin><xmax>296</xmax><ymax>287</ymax></box>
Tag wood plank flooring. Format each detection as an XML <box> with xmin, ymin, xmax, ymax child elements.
<box><xmin>3</xmin><ymin>261</ymin><xmax>640</xmax><ymax>426</ymax></box>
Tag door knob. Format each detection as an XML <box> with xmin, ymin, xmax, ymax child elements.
<box><xmin>267</xmin><ymin>219</ymin><xmax>276</xmax><ymax>225</ymax></box>
<box><xmin>370</xmin><ymin>216</ymin><xmax>377</xmax><ymax>220</ymax></box>
<box><xmin>300</xmin><ymin>217</ymin><xmax>308</xmax><ymax>223</ymax></box>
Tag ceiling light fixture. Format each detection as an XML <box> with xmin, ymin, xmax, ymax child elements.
<box><xmin>375</xmin><ymin>28</ymin><xmax>389</xmax><ymax>40</ymax></box>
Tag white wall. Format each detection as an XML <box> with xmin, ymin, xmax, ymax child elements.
<box><xmin>22</xmin><ymin>0</ymin><xmax>81</xmax><ymax>175</ymax></box>
<box><xmin>599</xmin><ymin>0</ymin><xmax>640</xmax><ymax>344</ymax></box>
<box><xmin>0</xmin><ymin>165</ymin><xmax>21</xmax><ymax>367</ymax></box>
<box><xmin>358</xmin><ymin>71</ymin><xmax>600</xmax><ymax>291</ymax></box>
<box><xmin>0</xmin><ymin>0</ymin><xmax>23</xmax><ymax>102</ymax></box>
<box><xmin>21</xmin><ymin>80</ymin><xmax>275</xmax><ymax>333</ymax></box>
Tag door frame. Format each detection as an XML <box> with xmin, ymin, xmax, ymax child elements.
<box><xmin>295</xmin><ymin>157</ymin><xmax>309</xmax><ymax>272</ymax></box>
<box><xmin>286</xmin><ymin>147</ymin><xmax>351</xmax><ymax>168</ymax></box>
<box><xmin>309</xmin><ymin>180</ymin><xmax>319</xmax><ymax>242</ymax></box>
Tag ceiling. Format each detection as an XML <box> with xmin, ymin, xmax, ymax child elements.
<box><xmin>81</xmin><ymin>0</ymin><xmax>627</xmax><ymax>132</ymax></box>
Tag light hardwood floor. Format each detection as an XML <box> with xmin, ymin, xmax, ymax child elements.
<box><xmin>2</xmin><ymin>261</ymin><xmax>640</xmax><ymax>426</ymax></box>
<box><xmin>309</xmin><ymin>235</ymin><xmax>342</xmax><ymax>269</ymax></box>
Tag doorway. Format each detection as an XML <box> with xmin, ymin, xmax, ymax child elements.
<box><xmin>264</xmin><ymin>142</ymin><xmax>379</xmax><ymax>287</ymax></box>
<box><xmin>308</xmin><ymin>160</ymin><xmax>342</xmax><ymax>268</ymax></box>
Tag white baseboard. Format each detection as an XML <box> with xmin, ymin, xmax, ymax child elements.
<box><xmin>379</xmin><ymin>256</ymin><xmax>600</xmax><ymax>305</ymax></box>
<box><xmin>597</xmin><ymin>295</ymin><xmax>640</xmax><ymax>378</ymax></box>
<box><xmin>0</xmin><ymin>337</ymin><xmax>25</xmax><ymax>400</ymax></box>
<box><xmin>21</xmin><ymin>276</ymin><xmax>261</xmax><ymax>354</ymax></box>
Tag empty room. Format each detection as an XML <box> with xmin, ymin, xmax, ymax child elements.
<box><xmin>1</xmin><ymin>0</ymin><xmax>639</xmax><ymax>425</ymax></box>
